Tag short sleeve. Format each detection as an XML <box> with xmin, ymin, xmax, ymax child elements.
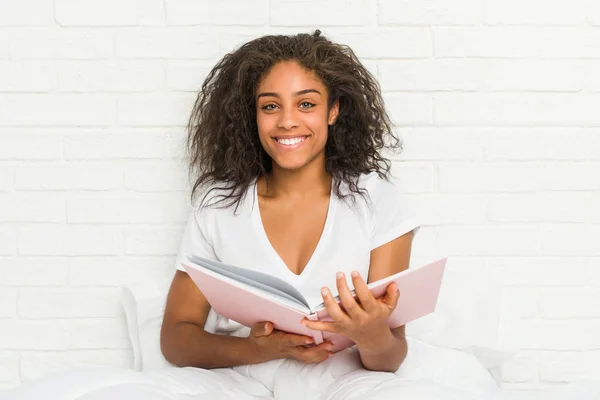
<box><xmin>368</xmin><ymin>177</ymin><xmax>421</xmax><ymax>251</ymax></box>
<box><xmin>174</xmin><ymin>206</ymin><xmax>217</xmax><ymax>273</ymax></box>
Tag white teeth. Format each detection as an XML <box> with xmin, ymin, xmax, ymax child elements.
<box><xmin>276</xmin><ymin>136</ymin><xmax>306</xmax><ymax>146</ymax></box>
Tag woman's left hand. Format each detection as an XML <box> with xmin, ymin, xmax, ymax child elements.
<box><xmin>300</xmin><ymin>271</ymin><xmax>400</xmax><ymax>346</ymax></box>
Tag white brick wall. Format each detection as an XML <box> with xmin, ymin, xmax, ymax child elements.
<box><xmin>55</xmin><ymin>0</ymin><xmax>165</xmax><ymax>27</ymax></box>
<box><xmin>0</xmin><ymin>0</ymin><xmax>598</xmax><ymax>391</ymax></box>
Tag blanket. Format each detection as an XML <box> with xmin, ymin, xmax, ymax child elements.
<box><xmin>0</xmin><ymin>338</ymin><xmax>499</xmax><ymax>400</ymax></box>
<box><xmin>2</xmin><ymin>338</ymin><xmax>599</xmax><ymax>400</ymax></box>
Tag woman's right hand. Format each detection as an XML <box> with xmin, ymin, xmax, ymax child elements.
<box><xmin>248</xmin><ymin>321</ymin><xmax>334</xmax><ymax>364</ymax></box>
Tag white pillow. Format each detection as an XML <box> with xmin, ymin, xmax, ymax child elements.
<box><xmin>121</xmin><ymin>270</ymin><xmax>175</xmax><ymax>371</ymax></box>
<box><xmin>406</xmin><ymin>257</ymin><xmax>517</xmax><ymax>378</ymax></box>
<box><xmin>121</xmin><ymin>258</ymin><xmax>515</xmax><ymax>376</ymax></box>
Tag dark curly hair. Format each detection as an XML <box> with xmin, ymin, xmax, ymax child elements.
<box><xmin>186</xmin><ymin>29</ymin><xmax>401</xmax><ymax>211</ymax></box>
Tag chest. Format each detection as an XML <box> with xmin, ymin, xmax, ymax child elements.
<box><xmin>258</xmin><ymin>195</ymin><xmax>330</xmax><ymax>276</ymax></box>
<box><xmin>211</xmin><ymin>193</ymin><xmax>373</xmax><ymax>303</ymax></box>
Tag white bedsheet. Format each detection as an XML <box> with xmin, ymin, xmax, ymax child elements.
<box><xmin>2</xmin><ymin>338</ymin><xmax>599</xmax><ymax>400</ymax></box>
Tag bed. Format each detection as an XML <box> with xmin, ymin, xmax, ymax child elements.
<box><xmin>2</xmin><ymin>262</ymin><xmax>599</xmax><ymax>400</ymax></box>
<box><xmin>2</xmin><ymin>339</ymin><xmax>598</xmax><ymax>400</ymax></box>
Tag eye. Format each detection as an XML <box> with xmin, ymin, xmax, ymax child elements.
<box><xmin>299</xmin><ymin>102</ymin><xmax>315</xmax><ymax>109</ymax></box>
<box><xmin>261</xmin><ymin>104</ymin><xmax>278</xmax><ymax>111</ymax></box>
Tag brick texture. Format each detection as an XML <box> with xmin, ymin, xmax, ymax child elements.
<box><xmin>0</xmin><ymin>0</ymin><xmax>598</xmax><ymax>390</ymax></box>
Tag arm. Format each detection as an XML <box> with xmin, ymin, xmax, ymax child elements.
<box><xmin>300</xmin><ymin>229</ymin><xmax>415</xmax><ymax>373</ymax></box>
<box><xmin>160</xmin><ymin>270</ymin><xmax>268</xmax><ymax>368</ymax></box>
<box><xmin>356</xmin><ymin>230</ymin><xmax>414</xmax><ymax>372</ymax></box>
<box><xmin>160</xmin><ymin>270</ymin><xmax>334</xmax><ymax>368</ymax></box>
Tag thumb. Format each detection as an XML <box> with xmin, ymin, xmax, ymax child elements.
<box><xmin>253</xmin><ymin>321</ymin><xmax>273</xmax><ymax>337</ymax></box>
<box><xmin>263</xmin><ymin>321</ymin><xmax>274</xmax><ymax>335</ymax></box>
<box><xmin>383</xmin><ymin>282</ymin><xmax>400</xmax><ymax>308</ymax></box>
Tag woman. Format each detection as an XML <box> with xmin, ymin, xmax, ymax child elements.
<box><xmin>160</xmin><ymin>29</ymin><xmax>420</xmax><ymax>377</ymax></box>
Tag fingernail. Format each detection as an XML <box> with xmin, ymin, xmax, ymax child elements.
<box><xmin>336</xmin><ymin>272</ymin><xmax>343</xmax><ymax>279</ymax></box>
<box><xmin>321</xmin><ymin>287</ymin><xmax>329</xmax><ymax>296</ymax></box>
<box><xmin>351</xmin><ymin>271</ymin><xmax>358</xmax><ymax>278</ymax></box>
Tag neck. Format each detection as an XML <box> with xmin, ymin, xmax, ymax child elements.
<box><xmin>260</xmin><ymin>156</ymin><xmax>331</xmax><ymax>199</ymax></box>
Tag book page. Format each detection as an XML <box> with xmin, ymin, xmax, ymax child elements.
<box><xmin>187</xmin><ymin>255</ymin><xmax>310</xmax><ymax>309</ymax></box>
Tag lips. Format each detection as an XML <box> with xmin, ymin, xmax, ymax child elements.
<box><xmin>274</xmin><ymin>135</ymin><xmax>308</xmax><ymax>145</ymax></box>
<box><xmin>272</xmin><ymin>135</ymin><xmax>309</xmax><ymax>150</ymax></box>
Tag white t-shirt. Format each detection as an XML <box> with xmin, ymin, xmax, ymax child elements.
<box><xmin>174</xmin><ymin>172</ymin><xmax>421</xmax><ymax>336</ymax></box>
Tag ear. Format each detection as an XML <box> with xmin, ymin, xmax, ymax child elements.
<box><xmin>328</xmin><ymin>99</ymin><xmax>340</xmax><ymax>125</ymax></box>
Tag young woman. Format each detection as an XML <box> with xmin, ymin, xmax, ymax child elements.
<box><xmin>160</xmin><ymin>30</ymin><xmax>420</xmax><ymax>376</ymax></box>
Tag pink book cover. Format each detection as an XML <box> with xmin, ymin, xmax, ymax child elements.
<box><xmin>181</xmin><ymin>257</ymin><xmax>447</xmax><ymax>353</ymax></box>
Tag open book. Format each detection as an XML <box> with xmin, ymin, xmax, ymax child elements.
<box><xmin>181</xmin><ymin>256</ymin><xmax>447</xmax><ymax>353</ymax></box>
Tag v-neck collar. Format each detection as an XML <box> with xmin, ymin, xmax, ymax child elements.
<box><xmin>251</xmin><ymin>178</ymin><xmax>336</xmax><ymax>281</ymax></box>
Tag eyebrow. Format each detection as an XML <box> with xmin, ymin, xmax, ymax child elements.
<box><xmin>256</xmin><ymin>89</ymin><xmax>321</xmax><ymax>99</ymax></box>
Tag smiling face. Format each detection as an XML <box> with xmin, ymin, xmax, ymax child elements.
<box><xmin>255</xmin><ymin>61</ymin><xmax>339</xmax><ymax>173</ymax></box>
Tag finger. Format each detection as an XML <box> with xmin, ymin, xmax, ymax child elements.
<box><xmin>251</xmin><ymin>321</ymin><xmax>271</xmax><ymax>337</ymax></box>
<box><xmin>296</xmin><ymin>350</ymin><xmax>330</xmax><ymax>364</ymax></box>
<box><xmin>380</xmin><ymin>282</ymin><xmax>400</xmax><ymax>310</ymax></box>
<box><xmin>309</xmin><ymin>341</ymin><xmax>335</xmax><ymax>361</ymax></box>
<box><xmin>264</xmin><ymin>321</ymin><xmax>274</xmax><ymax>335</ymax></box>
<box><xmin>351</xmin><ymin>270</ymin><xmax>378</xmax><ymax>313</ymax></box>
<box><xmin>296</xmin><ymin>340</ymin><xmax>333</xmax><ymax>353</ymax></box>
<box><xmin>309</xmin><ymin>352</ymin><xmax>332</xmax><ymax>364</ymax></box>
<box><xmin>301</xmin><ymin>319</ymin><xmax>339</xmax><ymax>334</ymax></box>
<box><xmin>321</xmin><ymin>286</ymin><xmax>350</xmax><ymax>323</ymax></box>
<box><xmin>336</xmin><ymin>272</ymin><xmax>364</xmax><ymax>319</ymax></box>
<box><xmin>313</xmin><ymin>340</ymin><xmax>335</xmax><ymax>354</ymax></box>
<box><xmin>282</xmin><ymin>332</ymin><xmax>315</xmax><ymax>347</ymax></box>
<box><xmin>293</xmin><ymin>341</ymin><xmax>334</xmax><ymax>363</ymax></box>
<box><xmin>306</xmin><ymin>349</ymin><xmax>334</xmax><ymax>363</ymax></box>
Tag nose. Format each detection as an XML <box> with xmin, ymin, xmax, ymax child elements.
<box><xmin>277</xmin><ymin>108</ymin><xmax>300</xmax><ymax>130</ymax></box>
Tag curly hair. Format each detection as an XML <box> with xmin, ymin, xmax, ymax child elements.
<box><xmin>186</xmin><ymin>29</ymin><xmax>401</xmax><ymax>211</ymax></box>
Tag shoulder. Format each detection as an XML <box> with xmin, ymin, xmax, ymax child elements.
<box><xmin>356</xmin><ymin>172</ymin><xmax>421</xmax><ymax>249</ymax></box>
<box><xmin>189</xmin><ymin>180</ymin><xmax>256</xmax><ymax>233</ymax></box>
<box><xmin>334</xmin><ymin>172</ymin><xmax>405</xmax><ymax>212</ymax></box>
<box><xmin>356</xmin><ymin>171</ymin><xmax>405</xmax><ymax>202</ymax></box>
